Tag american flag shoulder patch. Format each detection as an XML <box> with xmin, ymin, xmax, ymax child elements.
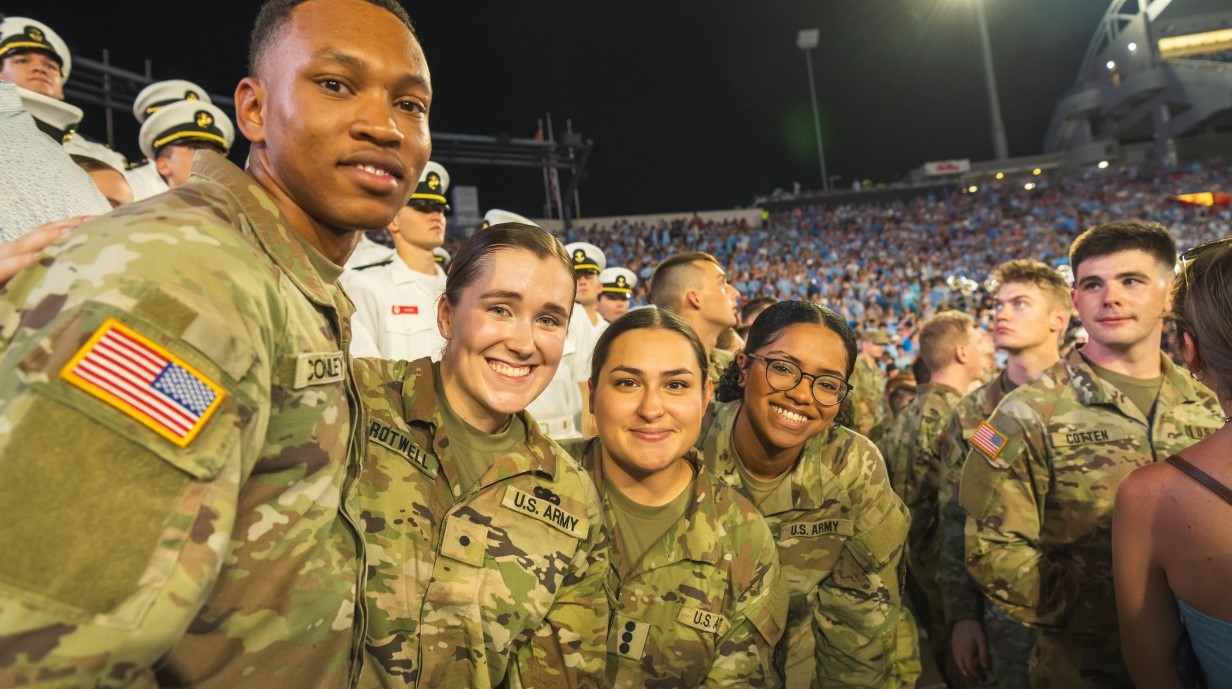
<box><xmin>61</xmin><ymin>318</ymin><xmax>226</xmax><ymax>448</ymax></box>
<box><xmin>971</xmin><ymin>421</ymin><xmax>1009</xmax><ymax>460</ymax></box>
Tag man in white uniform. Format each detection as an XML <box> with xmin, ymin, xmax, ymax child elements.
<box><xmin>0</xmin><ymin>17</ymin><xmax>127</xmax><ymax>172</ymax></box>
<box><xmin>125</xmin><ymin>80</ymin><xmax>218</xmax><ymax>201</ymax></box>
<box><xmin>342</xmin><ymin>161</ymin><xmax>449</xmax><ymax>361</ymax></box>
<box><xmin>596</xmin><ymin>266</ymin><xmax>637</xmax><ymax>322</ymax></box>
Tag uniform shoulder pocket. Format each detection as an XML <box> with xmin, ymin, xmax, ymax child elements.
<box><xmin>0</xmin><ymin>306</ymin><xmax>246</xmax><ymax>621</ymax></box>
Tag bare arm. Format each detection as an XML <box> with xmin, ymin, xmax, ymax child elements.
<box><xmin>1113</xmin><ymin>468</ymin><xmax>1184</xmax><ymax>689</ymax></box>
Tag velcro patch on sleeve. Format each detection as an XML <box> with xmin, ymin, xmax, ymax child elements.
<box><xmin>60</xmin><ymin>318</ymin><xmax>225</xmax><ymax>448</ymax></box>
<box><xmin>971</xmin><ymin>421</ymin><xmax>1009</xmax><ymax>460</ymax></box>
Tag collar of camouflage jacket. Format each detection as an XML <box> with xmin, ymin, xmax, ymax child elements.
<box><xmin>581</xmin><ymin>438</ymin><xmax>722</xmax><ymax>568</ymax></box>
<box><xmin>190</xmin><ymin>151</ymin><xmax>344</xmax><ymax>310</ymax></box>
<box><xmin>701</xmin><ymin>400</ymin><xmax>840</xmax><ymax>514</ymax></box>
<box><xmin>398</xmin><ymin>357</ymin><xmax>562</xmax><ymax>485</ymax></box>
<box><xmin>1064</xmin><ymin>346</ymin><xmax>1203</xmax><ymax>417</ymax></box>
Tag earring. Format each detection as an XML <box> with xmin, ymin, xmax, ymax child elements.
<box><xmin>1191</xmin><ymin>370</ymin><xmax>1204</xmax><ymax>382</ymax></box>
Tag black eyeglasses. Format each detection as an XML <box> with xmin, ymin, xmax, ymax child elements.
<box><xmin>746</xmin><ymin>353</ymin><xmax>849</xmax><ymax>407</ymax></box>
<box><xmin>409</xmin><ymin>200</ymin><xmax>448</xmax><ymax>214</ymax></box>
<box><xmin>1180</xmin><ymin>237</ymin><xmax>1232</xmax><ymax>268</ymax></box>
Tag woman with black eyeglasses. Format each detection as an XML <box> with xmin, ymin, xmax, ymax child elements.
<box><xmin>698</xmin><ymin>301</ymin><xmax>911</xmax><ymax>688</ymax></box>
<box><xmin>1114</xmin><ymin>238</ymin><xmax>1232</xmax><ymax>689</ymax></box>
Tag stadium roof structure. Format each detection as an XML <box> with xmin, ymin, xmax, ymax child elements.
<box><xmin>1045</xmin><ymin>0</ymin><xmax>1232</xmax><ymax>163</ymax></box>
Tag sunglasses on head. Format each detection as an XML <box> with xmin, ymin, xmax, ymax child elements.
<box><xmin>1180</xmin><ymin>237</ymin><xmax>1232</xmax><ymax>269</ymax></box>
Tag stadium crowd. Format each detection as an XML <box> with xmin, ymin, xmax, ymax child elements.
<box><xmin>2</xmin><ymin>2</ymin><xmax>1232</xmax><ymax>689</ymax></box>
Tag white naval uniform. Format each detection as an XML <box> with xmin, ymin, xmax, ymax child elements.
<box><xmin>572</xmin><ymin>304</ymin><xmax>608</xmax><ymax>383</ymax></box>
<box><xmin>526</xmin><ymin>306</ymin><xmax>589</xmax><ymax>440</ymax></box>
<box><xmin>340</xmin><ymin>255</ymin><xmax>447</xmax><ymax>361</ymax></box>
<box><xmin>344</xmin><ymin>234</ymin><xmax>395</xmax><ymax>270</ymax></box>
<box><xmin>124</xmin><ymin>162</ymin><xmax>169</xmax><ymax>201</ymax></box>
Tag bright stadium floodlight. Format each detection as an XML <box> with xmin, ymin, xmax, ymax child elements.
<box><xmin>1106</xmin><ymin>60</ymin><xmax>1116</xmax><ymax>71</ymax></box>
<box><xmin>1033</xmin><ymin>168</ymin><xmax>1042</xmax><ymax>175</ymax></box>
<box><xmin>969</xmin><ymin>0</ymin><xmax>1008</xmax><ymax>160</ymax></box>
<box><xmin>1128</xmin><ymin>42</ymin><xmax>1137</xmax><ymax>52</ymax></box>
<box><xmin>1098</xmin><ymin>160</ymin><xmax>1110</xmax><ymax>169</ymax></box>
<box><xmin>995</xmin><ymin>172</ymin><xmax>1005</xmax><ymax>180</ymax></box>
<box><xmin>797</xmin><ymin>29</ymin><xmax>830</xmax><ymax>192</ymax></box>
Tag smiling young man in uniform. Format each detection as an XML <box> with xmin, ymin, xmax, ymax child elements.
<box><xmin>0</xmin><ymin>0</ymin><xmax>431</xmax><ymax>685</ymax></box>
<box><xmin>960</xmin><ymin>221</ymin><xmax>1224</xmax><ymax>689</ymax></box>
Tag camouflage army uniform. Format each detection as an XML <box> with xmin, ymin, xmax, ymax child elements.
<box><xmin>0</xmin><ymin>151</ymin><xmax>365</xmax><ymax>686</ymax></box>
<box><xmin>960</xmin><ymin>348</ymin><xmax>1223</xmax><ymax>689</ymax></box>
<box><xmin>710</xmin><ymin>347</ymin><xmax>735</xmax><ymax>384</ymax></box>
<box><xmin>937</xmin><ymin>371</ymin><xmax>1033</xmax><ymax>689</ymax></box>
<box><xmin>700</xmin><ymin>400</ymin><xmax>910</xmax><ymax>689</ymax></box>
<box><xmin>877</xmin><ymin>382</ymin><xmax>963</xmax><ymax>673</ymax></box>
<box><xmin>353</xmin><ymin>357</ymin><xmax>609</xmax><ymax>689</ymax></box>
<box><xmin>561</xmin><ymin>437</ymin><xmax>787</xmax><ymax>688</ymax></box>
<box><xmin>848</xmin><ymin>355</ymin><xmax>887</xmax><ymax>438</ymax></box>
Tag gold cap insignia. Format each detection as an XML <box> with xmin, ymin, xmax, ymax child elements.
<box><xmin>574</xmin><ymin>249</ymin><xmax>586</xmax><ymax>262</ymax></box>
<box><xmin>427</xmin><ymin>173</ymin><xmax>440</xmax><ymax>190</ymax></box>
<box><xmin>196</xmin><ymin>111</ymin><xmax>214</xmax><ymax>128</ymax></box>
<box><xmin>616</xmin><ymin>276</ymin><xmax>627</xmax><ymax>287</ymax></box>
<box><xmin>186</xmin><ymin>91</ymin><xmax>199</xmax><ymax>101</ymax></box>
<box><xmin>28</xmin><ymin>27</ymin><xmax>44</xmax><ymax>43</ymax></box>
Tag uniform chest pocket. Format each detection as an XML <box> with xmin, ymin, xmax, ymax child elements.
<box><xmin>776</xmin><ymin>519</ymin><xmax>852</xmax><ymax>601</ymax></box>
<box><xmin>383</xmin><ymin>307</ymin><xmax>434</xmax><ymax>335</ymax></box>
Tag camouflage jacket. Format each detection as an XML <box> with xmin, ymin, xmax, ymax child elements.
<box><xmin>709</xmin><ymin>347</ymin><xmax>735</xmax><ymax>385</ymax></box>
<box><xmin>561</xmin><ymin>437</ymin><xmax>787</xmax><ymax>688</ymax></box>
<box><xmin>960</xmin><ymin>348</ymin><xmax>1222</xmax><ymax>638</ymax></box>
<box><xmin>848</xmin><ymin>356</ymin><xmax>887</xmax><ymax>438</ymax></box>
<box><xmin>352</xmin><ymin>357</ymin><xmax>609</xmax><ymax>689</ymax></box>
<box><xmin>936</xmin><ymin>372</ymin><xmax>1011</xmax><ymax>624</ymax></box>
<box><xmin>0</xmin><ymin>152</ymin><xmax>366</xmax><ymax>687</ymax></box>
<box><xmin>877</xmin><ymin>382</ymin><xmax>962</xmax><ymax>599</ymax></box>
<box><xmin>699</xmin><ymin>401</ymin><xmax>909</xmax><ymax>689</ymax></box>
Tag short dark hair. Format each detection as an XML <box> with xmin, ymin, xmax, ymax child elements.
<box><xmin>69</xmin><ymin>155</ymin><xmax>116</xmax><ymax>174</ymax></box>
<box><xmin>444</xmin><ymin>222</ymin><xmax>574</xmax><ymax>309</ymax></box>
<box><xmin>248</xmin><ymin>0</ymin><xmax>416</xmax><ymax>75</ymax></box>
<box><xmin>1069</xmin><ymin>221</ymin><xmax>1177</xmax><ymax>276</ymax></box>
<box><xmin>741</xmin><ymin>296</ymin><xmax>777</xmax><ymax>324</ymax></box>
<box><xmin>589</xmin><ymin>308</ymin><xmax>708</xmax><ymax>390</ymax></box>
<box><xmin>716</xmin><ymin>301</ymin><xmax>856</xmax><ymax>403</ymax></box>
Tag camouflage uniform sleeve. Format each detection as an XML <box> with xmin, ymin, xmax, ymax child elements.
<box><xmin>703</xmin><ymin>519</ymin><xmax>788</xmax><ymax>688</ymax></box>
<box><xmin>960</xmin><ymin>404</ymin><xmax>1082</xmax><ymax>630</ymax></box>
<box><xmin>936</xmin><ymin>410</ymin><xmax>983</xmax><ymax>624</ymax></box>
<box><xmin>0</xmin><ymin>214</ymin><xmax>271</xmax><ymax>685</ymax></box>
<box><xmin>509</xmin><ymin>466</ymin><xmax>611</xmax><ymax>688</ymax></box>
<box><xmin>813</xmin><ymin>442</ymin><xmax>909</xmax><ymax>687</ymax></box>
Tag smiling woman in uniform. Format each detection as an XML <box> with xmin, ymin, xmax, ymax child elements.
<box><xmin>351</xmin><ymin>222</ymin><xmax>609</xmax><ymax>688</ymax></box>
<box><xmin>561</xmin><ymin>307</ymin><xmax>786</xmax><ymax>688</ymax></box>
<box><xmin>699</xmin><ymin>301</ymin><xmax>910</xmax><ymax>688</ymax></box>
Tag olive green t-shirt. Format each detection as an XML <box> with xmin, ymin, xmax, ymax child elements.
<box><xmin>605</xmin><ymin>470</ymin><xmax>695</xmax><ymax>577</ymax></box>
<box><xmin>433</xmin><ymin>361</ymin><xmax>527</xmax><ymax>492</ymax></box>
<box><xmin>1085</xmin><ymin>357</ymin><xmax>1163</xmax><ymax>420</ymax></box>
<box><xmin>734</xmin><ymin>455</ymin><xmax>793</xmax><ymax>512</ymax></box>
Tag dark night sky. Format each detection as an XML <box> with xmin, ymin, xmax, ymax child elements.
<box><xmin>9</xmin><ymin>0</ymin><xmax>1112</xmax><ymax>217</ymax></box>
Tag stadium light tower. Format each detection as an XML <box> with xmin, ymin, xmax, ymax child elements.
<box><xmin>971</xmin><ymin>0</ymin><xmax>1009</xmax><ymax>160</ymax></box>
<box><xmin>797</xmin><ymin>29</ymin><xmax>830</xmax><ymax>192</ymax></box>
